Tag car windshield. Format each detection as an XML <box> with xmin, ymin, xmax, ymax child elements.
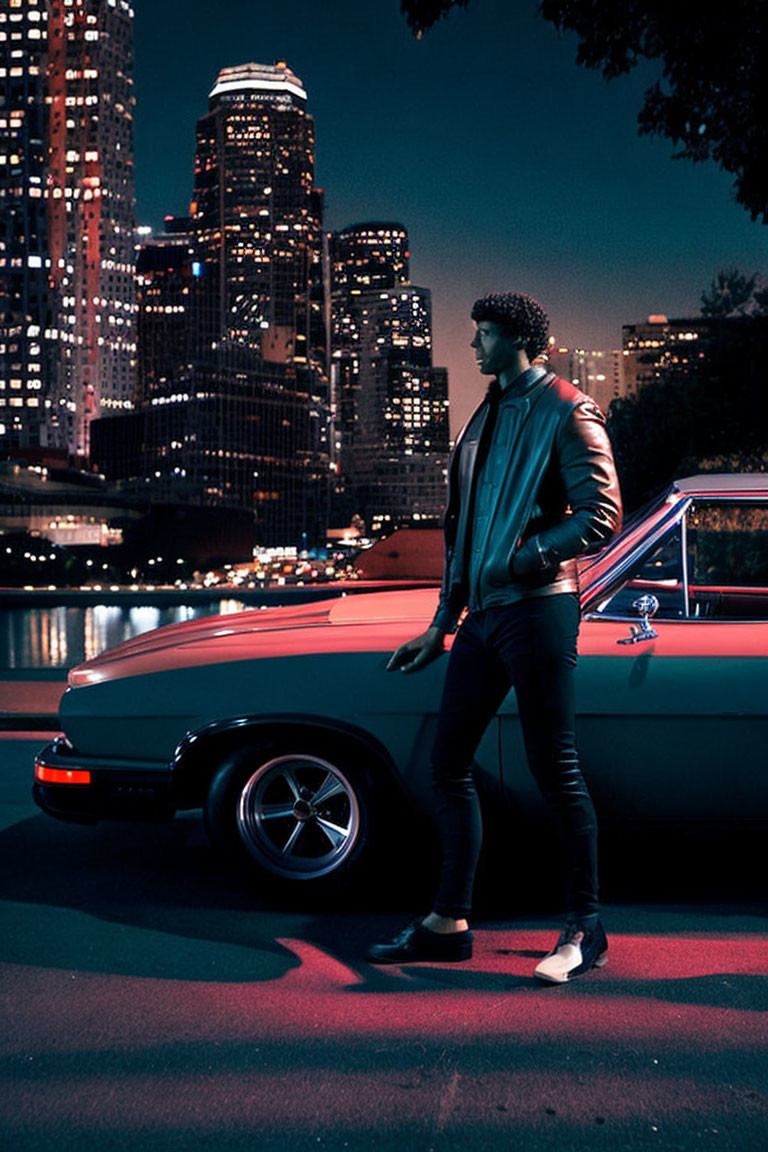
<box><xmin>580</xmin><ymin>484</ymin><xmax>681</xmax><ymax>603</ymax></box>
<box><xmin>588</xmin><ymin>522</ymin><xmax>685</xmax><ymax>619</ymax></box>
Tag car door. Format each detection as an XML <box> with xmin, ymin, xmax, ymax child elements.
<box><xmin>497</xmin><ymin>495</ymin><xmax>768</xmax><ymax>825</ymax></box>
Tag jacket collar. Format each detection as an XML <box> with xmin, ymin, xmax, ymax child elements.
<box><xmin>497</xmin><ymin>364</ymin><xmax>549</xmax><ymax>402</ymax></box>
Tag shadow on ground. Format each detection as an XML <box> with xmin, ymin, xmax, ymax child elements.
<box><xmin>0</xmin><ymin>799</ymin><xmax>765</xmax><ymax>989</ymax></box>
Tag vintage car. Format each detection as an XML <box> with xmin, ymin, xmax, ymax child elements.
<box><xmin>34</xmin><ymin>475</ymin><xmax>768</xmax><ymax>895</ymax></box>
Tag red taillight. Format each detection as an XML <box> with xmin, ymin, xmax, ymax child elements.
<box><xmin>35</xmin><ymin>765</ymin><xmax>91</xmax><ymax>786</ymax></box>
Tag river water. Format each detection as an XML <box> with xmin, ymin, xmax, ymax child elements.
<box><xmin>0</xmin><ymin>583</ymin><xmax>416</xmax><ymax>670</ymax></box>
<box><xmin>0</xmin><ymin>599</ymin><xmax>253</xmax><ymax>669</ymax></box>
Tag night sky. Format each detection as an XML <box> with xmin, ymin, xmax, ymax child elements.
<box><xmin>132</xmin><ymin>0</ymin><xmax>766</xmax><ymax>429</ymax></box>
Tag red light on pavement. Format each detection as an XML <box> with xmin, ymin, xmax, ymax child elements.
<box><xmin>35</xmin><ymin>765</ymin><xmax>91</xmax><ymax>786</ymax></box>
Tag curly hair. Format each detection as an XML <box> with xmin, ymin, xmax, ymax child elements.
<box><xmin>471</xmin><ymin>292</ymin><xmax>550</xmax><ymax>360</ymax></box>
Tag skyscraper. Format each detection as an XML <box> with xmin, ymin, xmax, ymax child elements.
<box><xmin>0</xmin><ymin>0</ymin><xmax>136</xmax><ymax>458</ymax></box>
<box><xmin>330</xmin><ymin>222</ymin><xmax>449</xmax><ymax>531</ymax></box>
<box><xmin>192</xmin><ymin>61</ymin><xmax>322</xmax><ymax>372</ymax></box>
<box><xmin>332</xmin><ymin>222</ymin><xmax>409</xmax><ymax>294</ymax></box>
<box><xmin>188</xmin><ymin>61</ymin><xmax>330</xmax><ymax>543</ymax></box>
<box><xmin>93</xmin><ymin>61</ymin><xmax>331</xmax><ymax>548</ymax></box>
<box><xmin>0</xmin><ymin>0</ymin><xmax>51</xmax><ymax>450</ymax></box>
<box><xmin>621</xmin><ymin>315</ymin><xmax>719</xmax><ymax>397</ymax></box>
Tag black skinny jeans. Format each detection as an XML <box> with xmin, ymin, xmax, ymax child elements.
<box><xmin>430</xmin><ymin>593</ymin><xmax>598</xmax><ymax>922</ymax></box>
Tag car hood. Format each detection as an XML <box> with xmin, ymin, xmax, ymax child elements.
<box><xmin>67</xmin><ymin>588</ymin><xmax>441</xmax><ymax>687</ymax></box>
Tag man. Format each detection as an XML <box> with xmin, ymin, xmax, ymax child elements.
<box><xmin>367</xmin><ymin>292</ymin><xmax>622</xmax><ymax>983</ymax></box>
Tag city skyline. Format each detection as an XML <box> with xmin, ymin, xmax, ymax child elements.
<box><xmin>2</xmin><ymin>7</ymin><xmax>455</xmax><ymax>550</ymax></box>
<box><xmin>131</xmin><ymin>0</ymin><xmax>766</xmax><ymax>430</ymax></box>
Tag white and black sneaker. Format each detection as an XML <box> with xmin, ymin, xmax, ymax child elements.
<box><xmin>534</xmin><ymin>920</ymin><xmax>608</xmax><ymax>984</ymax></box>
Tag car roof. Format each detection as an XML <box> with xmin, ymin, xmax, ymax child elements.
<box><xmin>674</xmin><ymin>473</ymin><xmax>768</xmax><ymax>496</ymax></box>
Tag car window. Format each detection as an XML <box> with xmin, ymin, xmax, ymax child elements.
<box><xmin>686</xmin><ymin>501</ymin><xmax>768</xmax><ymax>619</ymax></box>
<box><xmin>688</xmin><ymin>502</ymin><xmax>768</xmax><ymax>586</ymax></box>
<box><xmin>591</xmin><ymin>498</ymin><xmax>768</xmax><ymax>622</ymax></box>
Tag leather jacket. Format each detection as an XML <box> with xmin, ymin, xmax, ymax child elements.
<box><xmin>432</xmin><ymin>371</ymin><xmax>622</xmax><ymax>632</ymax></box>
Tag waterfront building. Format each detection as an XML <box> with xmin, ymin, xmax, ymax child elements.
<box><xmin>0</xmin><ymin>454</ymin><xmax>125</xmax><ymax>546</ymax></box>
<box><xmin>330</xmin><ymin>222</ymin><xmax>449</xmax><ymax>531</ymax></box>
<box><xmin>0</xmin><ymin>0</ymin><xmax>136</xmax><ymax>458</ymax></box>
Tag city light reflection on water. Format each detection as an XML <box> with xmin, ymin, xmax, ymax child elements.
<box><xmin>0</xmin><ymin>601</ymin><xmax>246</xmax><ymax>669</ymax></box>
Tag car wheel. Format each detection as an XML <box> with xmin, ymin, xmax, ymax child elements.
<box><xmin>204</xmin><ymin>743</ymin><xmax>372</xmax><ymax>894</ymax></box>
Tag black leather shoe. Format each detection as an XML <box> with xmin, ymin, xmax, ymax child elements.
<box><xmin>534</xmin><ymin>919</ymin><xmax>608</xmax><ymax>983</ymax></box>
<box><xmin>367</xmin><ymin>921</ymin><xmax>473</xmax><ymax>964</ymax></box>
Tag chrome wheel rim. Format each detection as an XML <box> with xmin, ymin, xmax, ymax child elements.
<box><xmin>237</xmin><ymin>754</ymin><xmax>361</xmax><ymax>879</ymax></box>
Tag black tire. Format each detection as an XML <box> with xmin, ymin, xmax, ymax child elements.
<box><xmin>204</xmin><ymin>740</ymin><xmax>373</xmax><ymax>898</ymax></box>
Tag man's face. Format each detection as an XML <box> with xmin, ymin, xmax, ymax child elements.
<box><xmin>471</xmin><ymin>320</ymin><xmax>521</xmax><ymax>377</ymax></box>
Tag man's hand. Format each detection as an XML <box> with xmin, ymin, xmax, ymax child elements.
<box><xmin>386</xmin><ymin>625</ymin><xmax>446</xmax><ymax>674</ymax></box>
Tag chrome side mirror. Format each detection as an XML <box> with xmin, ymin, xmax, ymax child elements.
<box><xmin>617</xmin><ymin>593</ymin><xmax>659</xmax><ymax>645</ymax></box>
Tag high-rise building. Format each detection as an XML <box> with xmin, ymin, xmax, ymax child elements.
<box><xmin>191</xmin><ymin>61</ymin><xmax>321</xmax><ymax>370</ymax></box>
<box><xmin>93</xmin><ymin>62</ymin><xmax>331</xmax><ymax>548</ymax></box>
<box><xmin>189</xmin><ymin>61</ymin><xmax>330</xmax><ymax>544</ymax></box>
<box><xmin>622</xmin><ymin>315</ymin><xmax>713</xmax><ymax>396</ymax></box>
<box><xmin>0</xmin><ymin>0</ymin><xmax>51</xmax><ymax>450</ymax></box>
<box><xmin>331</xmin><ymin>223</ymin><xmax>409</xmax><ymax>472</ymax></box>
<box><xmin>330</xmin><ymin>222</ymin><xmax>449</xmax><ymax>531</ymax></box>
<box><xmin>0</xmin><ymin>0</ymin><xmax>136</xmax><ymax>458</ymax></box>
<box><xmin>331</xmin><ymin>222</ymin><xmax>409</xmax><ymax>294</ymax></box>
<box><xmin>132</xmin><ymin>218</ymin><xmax>201</xmax><ymax>409</ymax></box>
<box><xmin>91</xmin><ymin>216</ymin><xmax>216</xmax><ymax>493</ymax></box>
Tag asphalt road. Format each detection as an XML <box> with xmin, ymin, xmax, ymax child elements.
<box><xmin>1</xmin><ymin>735</ymin><xmax>767</xmax><ymax>1152</ymax></box>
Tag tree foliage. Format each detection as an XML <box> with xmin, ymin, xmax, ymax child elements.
<box><xmin>400</xmin><ymin>0</ymin><xmax>470</xmax><ymax>37</ymax></box>
<box><xmin>700</xmin><ymin>269</ymin><xmax>768</xmax><ymax>318</ymax></box>
<box><xmin>606</xmin><ymin>316</ymin><xmax>768</xmax><ymax>510</ymax></box>
<box><xmin>701</xmin><ymin>270</ymin><xmax>757</xmax><ymax>318</ymax></box>
<box><xmin>400</xmin><ymin>1</ymin><xmax>768</xmax><ymax>221</ymax></box>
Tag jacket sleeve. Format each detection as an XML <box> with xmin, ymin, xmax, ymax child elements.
<box><xmin>430</xmin><ymin>417</ymin><xmax>474</xmax><ymax>633</ymax></box>
<box><xmin>511</xmin><ymin>399</ymin><xmax>622</xmax><ymax>576</ymax></box>
<box><xmin>431</xmin><ymin>557</ymin><xmax>466</xmax><ymax>632</ymax></box>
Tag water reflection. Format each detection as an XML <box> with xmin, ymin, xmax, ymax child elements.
<box><xmin>218</xmin><ymin>599</ymin><xmax>246</xmax><ymax>616</ymax></box>
<box><xmin>24</xmin><ymin>606</ymin><xmax>71</xmax><ymax>669</ymax></box>
<box><xmin>0</xmin><ymin>601</ymin><xmax>246</xmax><ymax>669</ymax></box>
